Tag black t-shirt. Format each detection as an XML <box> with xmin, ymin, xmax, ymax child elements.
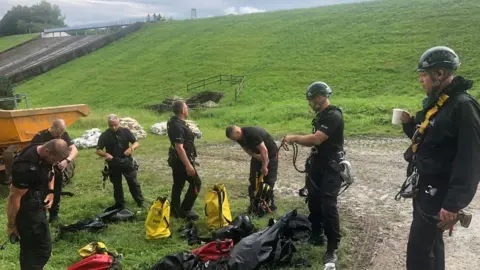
<box><xmin>312</xmin><ymin>105</ymin><xmax>344</xmax><ymax>157</ymax></box>
<box><xmin>97</xmin><ymin>127</ymin><xmax>137</xmax><ymax>158</ymax></box>
<box><xmin>31</xmin><ymin>129</ymin><xmax>74</xmax><ymax>146</ymax></box>
<box><xmin>11</xmin><ymin>144</ymin><xmax>53</xmax><ymax>190</ymax></box>
<box><xmin>237</xmin><ymin>127</ymin><xmax>277</xmax><ymax>158</ymax></box>
<box><xmin>167</xmin><ymin>116</ymin><xmax>196</xmax><ymax>157</ymax></box>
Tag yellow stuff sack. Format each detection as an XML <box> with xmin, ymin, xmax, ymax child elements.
<box><xmin>78</xmin><ymin>242</ymin><xmax>108</xmax><ymax>258</ymax></box>
<box><xmin>145</xmin><ymin>197</ymin><xmax>171</xmax><ymax>240</ymax></box>
<box><xmin>205</xmin><ymin>184</ymin><xmax>233</xmax><ymax>229</ymax></box>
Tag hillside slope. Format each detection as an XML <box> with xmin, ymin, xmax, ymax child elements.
<box><xmin>0</xmin><ymin>34</ymin><xmax>37</xmax><ymax>53</ymax></box>
<box><xmin>14</xmin><ymin>0</ymin><xmax>480</xmax><ymax>136</ymax></box>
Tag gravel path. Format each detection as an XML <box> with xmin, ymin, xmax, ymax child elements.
<box><xmin>196</xmin><ymin>137</ymin><xmax>480</xmax><ymax>270</ymax></box>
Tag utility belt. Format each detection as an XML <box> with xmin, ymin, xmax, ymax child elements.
<box><xmin>305</xmin><ymin>149</ymin><xmax>354</xmax><ymax>196</ymax></box>
<box><xmin>306</xmin><ymin>149</ymin><xmax>346</xmax><ymax>172</ymax></box>
<box><xmin>20</xmin><ymin>189</ymin><xmax>74</xmax><ymax>211</ymax></box>
<box><xmin>168</xmin><ymin>147</ymin><xmax>198</xmax><ymax>168</ymax></box>
<box><xmin>107</xmin><ymin>156</ymin><xmax>139</xmax><ymax>171</ymax></box>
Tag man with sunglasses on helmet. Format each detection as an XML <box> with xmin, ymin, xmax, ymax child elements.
<box><xmin>284</xmin><ymin>81</ymin><xmax>345</xmax><ymax>266</ymax></box>
<box><xmin>399</xmin><ymin>46</ymin><xmax>480</xmax><ymax>270</ymax></box>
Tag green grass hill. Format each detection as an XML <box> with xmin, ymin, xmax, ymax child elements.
<box><xmin>13</xmin><ymin>0</ymin><xmax>480</xmax><ymax>138</ymax></box>
<box><xmin>0</xmin><ymin>34</ymin><xmax>37</xmax><ymax>52</ymax></box>
<box><xmin>1</xmin><ymin>0</ymin><xmax>479</xmax><ymax>269</ymax></box>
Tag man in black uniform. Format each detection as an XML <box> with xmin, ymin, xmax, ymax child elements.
<box><xmin>399</xmin><ymin>46</ymin><xmax>480</xmax><ymax>270</ymax></box>
<box><xmin>6</xmin><ymin>139</ymin><xmax>70</xmax><ymax>270</ymax></box>
<box><xmin>167</xmin><ymin>101</ymin><xmax>201</xmax><ymax>221</ymax></box>
<box><xmin>225</xmin><ymin>125</ymin><xmax>278</xmax><ymax>212</ymax></box>
<box><xmin>284</xmin><ymin>81</ymin><xmax>344</xmax><ymax>265</ymax></box>
<box><xmin>96</xmin><ymin>114</ymin><xmax>145</xmax><ymax>210</ymax></box>
<box><xmin>31</xmin><ymin>118</ymin><xmax>78</xmax><ymax>222</ymax></box>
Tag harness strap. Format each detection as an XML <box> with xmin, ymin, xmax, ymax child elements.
<box><xmin>411</xmin><ymin>93</ymin><xmax>449</xmax><ymax>153</ymax></box>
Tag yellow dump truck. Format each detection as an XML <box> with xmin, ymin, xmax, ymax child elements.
<box><xmin>0</xmin><ymin>104</ymin><xmax>90</xmax><ymax>184</ymax></box>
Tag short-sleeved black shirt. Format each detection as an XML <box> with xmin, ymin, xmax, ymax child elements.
<box><xmin>11</xmin><ymin>144</ymin><xmax>52</xmax><ymax>190</ymax></box>
<box><xmin>167</xmin><ymin>116</ymin><xmax>196</xmax><ymax>157</ymax></box>
<box><xmin>237</xmin><ymin>127</ymin><xmax>278</xmax><ymax>159</ymax></box>
<box><xmin>312</xmin><ymin>105</ymin><xmax>344</xmax><ymax>156</ymax></box>
<box><xmin>31</xmin><ymin>129</ymin><xmax>74</xmax><ymax>146</ymax></box>
<box><xmin>97</xmin><ymin>127</ymin><xmax>137</xmax><ymax>158</ymax></box>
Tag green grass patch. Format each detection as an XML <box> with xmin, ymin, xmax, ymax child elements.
<box><xmin>0</xmin><ymin>135</ymin><xmax>353</xmax><ymax>269</ymax></box>
<box><xmin>0</xmin><ymin>34</ymin><xmax>37</xmax><ymax>52</ymax></box>
<box><xmin>12</xmin><ymin>0</ymin><xmax>480</xmax><ymax>137</ymax></box>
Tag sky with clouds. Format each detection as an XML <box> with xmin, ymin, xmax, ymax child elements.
<box><xmin>0</xmin><ymin>0</ymin><xmax>369</xmax><ymax>26</ymax></box>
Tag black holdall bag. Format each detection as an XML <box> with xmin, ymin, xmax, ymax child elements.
<box><xmin>228</xmin><ymin>209</ymin><xmax>311</xmax><ymax>270</ymax></box>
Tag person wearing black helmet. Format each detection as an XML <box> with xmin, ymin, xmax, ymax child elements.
<box><xmin>284</xmin><ymin>81</ymin><xmax>344</xmax><ymax>265</ymax></box>
<box><xmin>399</xmin><ymin>46</ymin><xmax>480</xmax><ymax>270</ymax></box>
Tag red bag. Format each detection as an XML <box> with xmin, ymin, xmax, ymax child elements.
<box><xmin>192</xmin><ymin>239</ymin><xmax>234</xmax><ymax>262</ymax></box>
<box><xmin>67</xmin><ymin>254</ymin><xmax>120</xmax><ymax>270</ymax></box>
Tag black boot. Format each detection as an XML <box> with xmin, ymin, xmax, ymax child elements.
<box><xmin>49</xmin><ymin>214</ymin><xmax>59</xmax><ymax>223</ymax></box>
<box><xmin>323</xmin><ymin>249</ymin><xmax>338</xmax><ymax>265</ymax></box>
<box><xmin>308</xmin><ymin>232</ymin><xmax>326</xmax><ymax>246</ymax></box>
<box><xmin>171</xmin><ymin>208</ymin><xmax>186</xmax><ymax>219</ymax></box>
<box><xmin>185</xmin><ymin>211</ymin><xmax>199</xmax><ymax>221</ymax></box>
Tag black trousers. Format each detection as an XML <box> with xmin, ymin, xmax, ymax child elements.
<box><xmin>48</xmin><ymin>169</ymin><xmax>62</xmax><ymax>217</ymax></box>
<box><xmin>16</xmin><ymin>207</ymin><xmax>51</xmax><ymax>270</ymax></box>
<box><xmin>406</xmin><ymin>177</ymin><xmax>447</xmax><ymax>270</ymax></box>
<box><xmin>170</xmin><ymin>160</ymin><xmax>202</xmax><ymax>217</ymax></box>
<box><xmin>248</xmin><ymin>156</ymin><xmax>278</xmax><ymax>205</ymax></box>
<box><xmin>109</xmin><ymin>165</ymin><xmax>144</xmax><ymax>206</ymax></box>
<box><xmin>307</xmin><ymin>158</ymin><xmax>342</xmax><ymax>251</ymax></box>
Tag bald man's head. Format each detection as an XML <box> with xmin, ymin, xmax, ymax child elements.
<box><xmin>49</xmin><ymin>119</ymin><xmax>67</xmax><ymax>138</ymax></box>
<box><xmin>41</xmin><ymin>139</ymin><xmax>70</xmax><ymax>164</ymax></box>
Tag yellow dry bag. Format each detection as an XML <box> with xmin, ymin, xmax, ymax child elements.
<box><xmin>205</xmin><ymin>184</ymin><xmax>233</xmax><ymax>229</ymax></box>
<box><xmin>145</xmin><ymin>197</ymin><xmax>171</xmax><ymax>240</ymax></box>
<box><xmin>78</xmin><ymin>242</ymin><xmax>108</xmax><ymax>258</ymax></box>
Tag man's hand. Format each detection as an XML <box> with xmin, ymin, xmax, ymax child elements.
<box><xmin>44</xmin><ymin>194</ymin><xmax>54</xmax><ymax>209</ymax></box>
<box><xmin>400</xmin><ymin>111</ymin><xmax>412</xmax><ymax>124</ymax></box>
<box><xmin>124</xmin><ymin>148</ymin><xmax>133</xmax><ymax>156</ymax></box>
<box><xmin>440</xmin><ymin>208</ymin><xmax>457</xmax><ymax>222</ymax></box>
<box><xmin>6</xmin><ymin>226</ymin><xmax>19</xmax><ymax>240</ymax></box>
<box><xmin>262</xmin><ymin>166</ymin><xmax>268</xmax><ymax>176</ymax></box>
<box><xmin>284</xmin><ymin>135</ymin><xmax>296</xmax><ymax>145</ymax></box>
<box><xmin>105</xmin><ymin>153</ymin><xmax>113</xmax><ymax>161</ymax></box>
<box><xmin>186</xmin><ymin>164</ymin><xmax>196</xmax><ymax>177</ymax></box>
<box><xmin>57</xmin><ymin>159</ymin><xmax>69</xmax><ymax>170</ymax></box>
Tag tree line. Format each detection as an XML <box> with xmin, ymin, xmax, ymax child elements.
<box><xmin>0</xmin><ymin>0</ymin><xmax>66</xmax><ymax>37</ymax></box>
<box><xmin>147</xmin><ymin>13</ymin><xmax>167</xmax><ymax>22</ymax></box>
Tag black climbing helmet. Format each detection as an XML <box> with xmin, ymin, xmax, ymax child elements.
<box><xmin>306</xmin><ymin>81</ymin><xmax>332</xmax><ymax>100</ymax></box>
<box><xmin>417</xmin><ymin>46</ymin><xmax>461</xmax><ymax>72</ymax></box>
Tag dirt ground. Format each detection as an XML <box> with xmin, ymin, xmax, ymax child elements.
<box><xmin>195</xmin><ymin>137</ymin><xmax>480</xmax><ymax>270</ymax></box>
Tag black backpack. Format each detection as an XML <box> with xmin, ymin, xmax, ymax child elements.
<box><xmin>211</xmin><ymin>214</ymin><xmax>256</xmax><ymax>244</ymax></box>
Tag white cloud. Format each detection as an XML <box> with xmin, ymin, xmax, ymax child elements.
<box><xmin>223</xmin><ymin>6</ymin><xmax>266</xmax><ymax>16</ymax></box>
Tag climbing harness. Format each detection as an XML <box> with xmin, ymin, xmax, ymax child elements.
<box><xmin>412</xmin><ymin>93</ymin><xmax>449</xmax><ymax>153</ymax></box>
<box><xmin>396</xmin><ymin>93</ymin><xmax>449</xmax><ymax>201</ymax></box>
<box><xmin>279</xmin><ymin>137</ymin><xmax>354</xmax><ymax>197</ymax></box>
<box><xmin>251</xmin><ymin>173</ymin><xmax>274</xmax><ymax>217</ymax></box>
